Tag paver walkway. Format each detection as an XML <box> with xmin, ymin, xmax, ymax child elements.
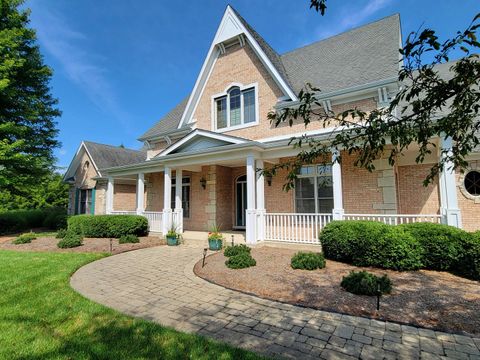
<box><xmin>71</xmin><ymin>245</ymin><xmax>480</xmax><ymax>359</ymax></box>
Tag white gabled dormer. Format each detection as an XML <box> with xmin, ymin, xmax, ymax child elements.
<box><xmin>177</xmin><ymin>5</ymin><xmax>297</xmax><ymax>130</ymax></box>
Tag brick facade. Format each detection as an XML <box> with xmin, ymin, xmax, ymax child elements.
<box><xmin>457</xmin><ymin>161</ymin><xmax>480</xmax><ymax>232</ymax></box>
<box><xmin>113</xmin><ymin>183</ymin><xmax>136</xmax><ymax>211</ymax></box>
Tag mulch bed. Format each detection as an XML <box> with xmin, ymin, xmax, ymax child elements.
<box><xmin>194</xmin><ymin>247</ymin><xmax>480</xmax><ymax>336</ymax></box>
<box><xmin>0</xmin><ymin>234</ymin><xmax>166</xmax><ymax>254</ymax></box>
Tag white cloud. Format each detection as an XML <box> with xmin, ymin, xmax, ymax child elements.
<box><xmin>315</xmin><ymin>0</ymin><xmax>393</xmax><ymax>40</ymax></box>
<box><xmin>59</xmin><ymin>148</ymin><xmax>67</xmax><ymax>155</ymax></box>
<box><xmin>29</xmin><ymin>5</ymin><xmax>134</xmax><ymax>133</ymax></box>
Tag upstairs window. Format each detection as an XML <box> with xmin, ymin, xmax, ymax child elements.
<box><xmin>214</xmin><ymin>84</ymin><xmax>257</xmax><ymax>131</ymax></box>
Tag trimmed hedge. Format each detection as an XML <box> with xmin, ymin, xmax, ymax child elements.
<box><xmin>225</xmin><ymin>253</ymin><xmax>256</xmax><ymax>269</ymax></box>
<box><xmin>320</xmin><ymin>221</ymin><xmax>480</xmax><ymax>280</ymax></box>
<box><xmin>0</xmin><ymin>208</ymin><xmax>67</xmax><ymax>235</ymax></box>
<box><xmin>57</xmin><ymin>233</ymin><xmax>83</xmax><ymax>248</ymax></box>
<box><xmin>291</xmin><ymin>252</ymin><xmax>326</xmax><ymax>270</ymax></box>
<box><xmin>12</xmin><ymin>233</ymin><xmax>37</xmax><ymax>244</ymax></box>
<box><xmin>320</xmin><ymin>221</ymin><xmax>423</xmax><ymax>271</ymax></box>
<box><xmin>68</xmin><ymin>215</ymin><xmax>148</xmax><ymax>238</ymax></box>
<box><xmin>341</xmin><ymin>271</ymin><xmax>392</xmax><ymax>296</ymax></box>
<box><xmin>224</xmin><ymin>244</ymin><xmax>251</xmax><ymax>257</ymax></box>
<box><xmin>119</xmin><ymin>234</ymin><xmax>140</xmax><ymax>244</ymax></box>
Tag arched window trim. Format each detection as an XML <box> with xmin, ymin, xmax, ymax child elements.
<box><xmin>211</xmin><ymin>82</ymin><xmax>259</xmax><ymax>132</ymax></box>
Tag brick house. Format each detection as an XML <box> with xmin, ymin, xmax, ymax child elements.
<box><xmin>64</xmin><ymin>6</ymin><xmax>480</xmax><ymax>244</ymax></box>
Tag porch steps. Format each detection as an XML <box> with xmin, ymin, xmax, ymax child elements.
<box><xmin>181</xmin><ymin>230</ymin><xmax>246</xmax><ymax>246</ymax></box>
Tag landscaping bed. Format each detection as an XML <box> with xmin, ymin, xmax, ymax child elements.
<box><xmin>194</xmin><ymin>247</ymin><xmax>480</xmax><ymax>335</ymax></box>
<box><xmin>0</xmin><ymin>233</ymin><xmax>166</xmax><ymax>254</ymax></box>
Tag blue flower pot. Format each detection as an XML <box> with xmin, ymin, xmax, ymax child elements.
<box><xmin>208</xmin><ymin>238</ymin><xmax>223</xmax><ymax>251</ymax></box>
<box><xmin>166</xmin><ymin>235</ymin><xmax>178</xmax><ymax>246</ymax></box>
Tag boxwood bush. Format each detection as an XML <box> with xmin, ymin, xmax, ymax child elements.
<box><xmin>341</xmin><ymin>271</ymin><xmax>392</xmax><ymax>296</ymax></box>
<box><xmin>55</xmin><ymin>229</ymin><xmax>68</xmax><ymax>239</ymax></box>
<box><xmin>320</xmin><ymin>221</ymin><xmax>423</xmax><ymax>271</ymax></box>
<box><xmin>12</xmin><ymin>233</ymin><xmax>37</xmax><ymax>244</ymax></box>
<box><xmin>224</xmin><ymin>244</ymin><xmax>251</xmax><ymax>257</ymax></box>
<box><xmin>57</xmin><ymin>233</ymin><xmax>83</xmax><ymax>248</ymax></box>
<box><xmin>119</xmin><ymin>234</ymin><xmax>140</xmax><ymax>244</ymax></box>
<box><xmin>0</xmin><ymin>208</ymin><xmax>67</xmax><ymax>235</ymax></box>
<box><xmin>455</xmin><ymin>232</ymin><xmax>480</xmax><ymax>280</ymax></box>
<box><xmin>225</xmin><ymin>253</ymin><xmax>256</xmax><ymax>269</ymax></box>
<box><xmin>291</xmin><ymin>252</ymin><xmax>326</xmax><ymax>270</ymax></box>
<box><xmin>68</xmin><ymin>215</ymin><xmax>148</xmax><ymax>238</ymax></box>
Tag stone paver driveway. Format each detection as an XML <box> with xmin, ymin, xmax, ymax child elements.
<box><xmin>71</xmin><ymin>245</ymin><xmax>480</xmax><ymax>360</ymax></box>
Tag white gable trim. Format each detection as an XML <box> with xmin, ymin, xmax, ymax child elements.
<box><xmin>157</xmin><ymin>129</ymin><xmax>248</xmax><ymax>157</ymax></box>
<box><xmin>177</xmin><ymin>5</ymin><xmax>297</xmax><ymax>129</ymax></box>
<box><xmin>63</xmin><ymin>142</ymin><xmax>101</xmax><ymax>181</ymax></box>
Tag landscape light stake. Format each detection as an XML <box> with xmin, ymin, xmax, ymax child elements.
<box><xmin>202</xmin><ymin>248</ymin><xmax>208</xmax><ymax>267</ymax></box>
<box><xmin>376</xmin><ymin>284</ymin><xmax>381</xmax><ymax>311</ymax></box>
<box><xmin>109</xmin><ymin>238</ymin><xmax>113</xmax><ymax>253</ymax></box>
<box><xmin>231</xmin><ymin>235</ymin><xmax>234</xmax><ymax>247</ymax></box>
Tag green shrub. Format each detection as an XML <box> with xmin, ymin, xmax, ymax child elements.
<box><xmin>0</xmin><ymin>209</ymin><xmax>45</xmax><ymax>235</ymax></box>
<box><xmin>57</xmin><ymin>233</ymin><xmax>83</xmax><ymax>248</ymax></box>
<box><xmin>455</xmin><ymin>232</ymin><xmax>480</xmax><ymax>280</ymax></box>
<box><xmin>291</xmin><ymin>252</ymin><xmax>326</xmax><ymax>270</ymax></box>
<box><xmin>341</xmin><ymin>271</ymin><xmax>392</xmax><ymax>296</ymax></box>
<box><xmin>225</xmin><ymin>253</ymin><xmax>256</xmax><ymax>269</ymax></box>
<box><xmin>119</xmin><ymin>234</ymin><xmax>140</xmax><ymax>244</ymax></box>
<box><xmin>12</xmin><ymin>233</ymin><xmax>37</xmax><ymax>244</ymax></box>
<box><xmin>42</xmin><ymin>208</ymin><xmax>68</xmax><ymax>230</ymax></box>
<box><xmin>55</xmin><ymin>229</ymin><xmax>68</xmax><ymax>239</ymax></box>
<box><xmin>68</xmin><ymin>215</ymin><xmax>148</xmax><ymax>238</ymax></box>
<box><xmin>400</xmin><ymin>223</ymin><xmax>467</xmax><ymax>270</ymax></box>
<box><xmin>224</xmin><ymin>244</ymin><xmax>251</xmax><ymax>257</ymax></box>
<box><xmin>320</xmin><ymin>221</ymin><xmax>423</xmax><ymax>271</ymax></box>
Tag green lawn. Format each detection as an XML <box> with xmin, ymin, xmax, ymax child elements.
<box><xmin>0</xmin><ymin>250</ymin><xmax>265</xmax><ymax>359</ymax></box>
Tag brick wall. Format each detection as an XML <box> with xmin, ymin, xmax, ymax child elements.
<box><xmin>457</xmin><ymin>161</ymin><xmax>480</xmax><ymax>232</ymax></box>
<box><xmin>95</xmin><ymin>181</ymin><xmax>107</xmax><ymax>215</ymax></box>
<box><xmin>397</xmin><ymin>164</ymin><xmax>440</xmax><ymax>214</ymax></box>
<box><xmin>113</xmin><ymin>183</ymin><xmax>136</xmax><ymax>211</ymax></box>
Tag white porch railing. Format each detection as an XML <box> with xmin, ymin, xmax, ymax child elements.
<box><xmin>343</xmin><ymin>214</ymin><xmax>442</xmax><ymax>225</ymax></box>
<box><xmin>143</xmin><ymin>211</ymin><xmax>163</xmax><ymax>233</ymax></box>
<box><xmin>110</xmin><ymin>210</ymin><xmax>137</xmax><ymax>215</ymax></box>
<box><xmin>264</xmin><ymin>213</ymin><xmax>333</xmax><ymax>244</ymax></box>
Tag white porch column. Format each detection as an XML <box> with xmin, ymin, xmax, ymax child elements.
<box><xmin>246</xmin><ymin>155</ymin><xmax>257</xmax><ymax>244</ymax></box>
<box><xmin>256</xmin><ymin>159</ymin><xmax>265</xmax><ymax>241</ymax></box>
<box><xmin>439</xmin><ymin>137</ymin><xmax>462</xmax><ymax>228</ymax></box>
<box><xmin>174</xmin><ymin>169</ymin><xmax>183</xmax><ymax>233</ymax></box>
<box><xmin>162</xmin><ymin>167</ymin><xmax>172</xmax><ymax>234</ymax></box>
<box><xmin>136</xmin><ymin>173</ymin><xmax>145</xmax><ymax>215</ymax></box>
<box><xmin>106</xmin><ymin>177</ymin><xmax>114</xmax><ymax>214</ymax></box>
<box><xmin>332</xmin><ymin>150</ymin><xmax>344</xmax><ymax>220</ymax></box>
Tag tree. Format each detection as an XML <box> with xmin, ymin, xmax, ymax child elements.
<box><xmin>267</xmin><ymin>2</ymin><xmax>480</xmax><ymax>188</ymax></box>
<box><xmin>0</xmin><ymin>0</ymin><xmax>61</xmax><ymax>200</ymax></box>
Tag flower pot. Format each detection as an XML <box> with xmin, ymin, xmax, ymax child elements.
<box><xmin>166</xmin><ymin>235</ymin><xmax>178</xmax><ymax>246</ymax></box>
<box><xmin>208</xmin><ymin>238</ymin><xmax>223</xmax><ymax>251</ymax></box>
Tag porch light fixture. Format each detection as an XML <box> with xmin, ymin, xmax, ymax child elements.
<box><xmin>266</xmin><ymin>173</ymin><xmax>273</xmax><ymax>187</ymax></box>
<box><xmin>200</xmin><ymin>177</ymin><xmax>207</xmax><ymax>189</ymax></box>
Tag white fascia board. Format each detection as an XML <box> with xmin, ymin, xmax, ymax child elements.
<box><xmin>258</xmin><ymin>127</ymin><xmax>346</xmax><ymax>144</ymax></box>
<box><xmin>157</xmin><ymin>129</ymin><xmax>248</xmax><ymax>157</ymax></box>
<box><xmin>177</xmin><ymin>5</ymin><xmax>296</xmax><ymax>129</ymax></box>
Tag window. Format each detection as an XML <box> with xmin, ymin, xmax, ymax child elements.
<box><xmin>215</xmin><ymin>85</ymin><xmax>257</xmax><ymax>130</ymax></box>
<box><xmin>295</xmin><ymin>165</ymin><xmax>334</xmax><ymax>213</ymax></box>
<box><xmin>78</xmin><ymin>189</ymin><xmax>92</xmax><ymax>214</ymax></box>
<box><xmin>171</xmin><ymin>177</ymin><xmax>191</xmax><ymax>218</ymax></box>
<box><xmin>464</xmin><ymin>170</ymin><xmax>480</xmax><ymax>196</ymax></box>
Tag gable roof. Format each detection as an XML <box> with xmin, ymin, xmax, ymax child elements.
<box><xmin>137</xmin><ymin>97</ymin><xmax>190</xmax><ymax>141</ymax></box>
<box><xmin>139</xmin><ymin>10</ymin><xmax>401</xmax><ymax>142</ymax></box>
<box><xmin>83</xmin><ymin>141</ymin><xmax>146</xmax><ymax>171</ymax></box>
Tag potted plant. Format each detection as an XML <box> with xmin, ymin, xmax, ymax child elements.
<box><xmin>208</xmin><ymin>223</ymin><xmax>224</xmax><ymax>251</ymax></box>
<box><xmin>165</xmin><ymin>223</ymin><xmax>180</xmax><ymax>246</ymax></box>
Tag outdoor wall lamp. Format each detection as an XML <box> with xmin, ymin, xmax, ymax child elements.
<box><xmin>200</xmin><ymin>177</ymin><xmax>207</xmax><ymax>189</ymax></box>
<box><xmin>266</xmin><ymin>173</ymin><xmax>273</xmax><ymax>187</ymax></box>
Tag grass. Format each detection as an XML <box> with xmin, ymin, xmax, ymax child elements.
<box><xmin>0</xmin><ymin>250</ymin><xmax>266</xmax><ymax>359</ymax></box>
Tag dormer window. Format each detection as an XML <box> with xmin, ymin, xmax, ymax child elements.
<box><xmin>213</xmin><ymin>83</ymin><xmax>258</xmax><ymax>131</ymax></box>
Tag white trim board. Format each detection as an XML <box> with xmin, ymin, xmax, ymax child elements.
<box><xmin>63</xmin><ymin>142</ymin><xmax>101</xmax><ymax>181</ymax></box>
<box><xmin>177</xmin><ymin>5</ymin><xmax>297</xmax><ymax>129</ymax></box>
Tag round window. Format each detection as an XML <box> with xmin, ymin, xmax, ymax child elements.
<box><xmin>464</xmin><ymin>170</ymin><xmax>480</xmax><ymax>196</ymax></box>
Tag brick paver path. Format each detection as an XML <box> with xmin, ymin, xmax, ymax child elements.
<box><xmin>71</xmin><ymin>245</ymin><xmax>480</xmax><ymax>359</ymax></box>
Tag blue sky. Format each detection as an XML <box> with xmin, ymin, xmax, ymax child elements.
<box><xmin>26</xmin><ymin>0</ymin><xmax>478</xmax><ymax>169</ymax></box>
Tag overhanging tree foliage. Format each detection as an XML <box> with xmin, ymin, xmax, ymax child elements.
<box><xmin>0</xmin><ymin>0</ymin><xmax>61</xmax><ymax>206</ymax></box>
<box><xmin>267</xmin><ymin>2</ymin><xmax>480</xmax><ymax>189</ymax></box>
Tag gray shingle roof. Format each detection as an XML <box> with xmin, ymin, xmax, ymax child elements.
<box><xmin>83</xmin><ymin>141</ymin><xmax>146</xmax><ymax>171</ymax></box>
<box><xmin>139</xmin><ymin>12</ymin><xmax>401</xmax><ymax>141</ymax></box>
<box><xmin>281</xmin><ymin>14</ymin><xmax>400</xmax><ymax>94</ymax></box>
<box><xmin>138</xmin><ymin>97</ymin><xmax>190</xmax><ymax>141</ymax></box>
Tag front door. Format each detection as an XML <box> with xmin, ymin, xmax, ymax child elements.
<box><xmin>235</xmin><ymin>175</ymin><xmax>247</xmax><ymax>228</ymax></box>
